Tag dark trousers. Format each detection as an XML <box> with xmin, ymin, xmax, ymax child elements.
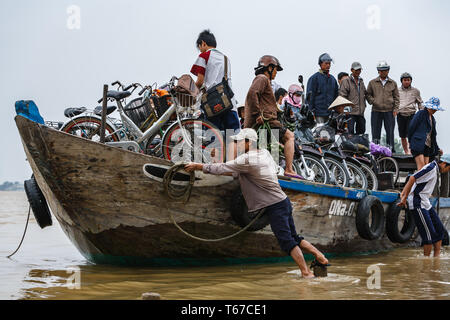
<box><xmin>411</xmin><ymin>207</ymin><xmax>445</xmax><ymax>245</ymax></box>
<box><xmin>266</xmin><ymin>197</ymin><xmax>304</xmax><ymax>254</ymax></box>
<box><xmin>208</xmin><ymin>110</ymin><xmax>241</xmax><ymax>132</ymax></box>
<box><xmin>348</xmin><ymin>115</ymin><xmax>366</xmax><ymax>134</ymax></box>
<box><xmin>371</xmin><ymin>111</ymin><xmax>396</xmax><ymax>152</ymax></box>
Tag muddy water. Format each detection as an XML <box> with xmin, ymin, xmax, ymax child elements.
<box><xmin>1</xmin><ymin>191</ymin><xmax>449</xmax><ymax>300</ymax></box>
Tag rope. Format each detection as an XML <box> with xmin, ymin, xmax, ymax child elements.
<box><xmin>163</xmin><ymin>163</ymin><xmax>267</xmax><ymax>242</ymax></box>
<box><xmin>169</xmin><ymin>209</ymin><xmax>266</xmax><ymax>242</ymax></box>
<box><xmin>7</xmin><ymin>205</ymin><xmax>31</xmax><ymax>258</ymax></box>
<box><xmin>163</xmin><ymin>163</ymin><xmax>195</xmax><ymax>203</ymax></box>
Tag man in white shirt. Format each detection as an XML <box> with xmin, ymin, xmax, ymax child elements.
<box><xmin>190</xmin><ymin>30</ymin><xmax>240</xmax><ymax>132</ymax></box>
<box><xmin>398</xmin><ymin>155</ymin><xmax>450</xmax><ymax>257</ymax></box>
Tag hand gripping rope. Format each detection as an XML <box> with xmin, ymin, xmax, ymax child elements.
<box><xmin>163</xmin><ymin>163</ymin><xmax>266</xmax><ymax>242</ymax></box>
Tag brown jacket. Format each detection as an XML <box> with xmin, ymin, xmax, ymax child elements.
<box><xmin>339</xmin><ymin>75</ymin><xmax>367</xmax><ymax>115</ymax></box>
<box><xmin>244</xmin><ymin>74</ymin><xmax>278</xmax><ymax>128</ymax></box>
<box><xmin>366</xmin><ymin>76</ymin><xmax>400</xmax><ymax>113</ymax></box>
<box><xmin>398</xmin><ymin>86</ymin><xmax>423</xmax><ymax>116</ymax></box>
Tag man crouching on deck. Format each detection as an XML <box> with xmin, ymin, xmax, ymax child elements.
<box><xmin>185</xmin><ymin>128</ymin><xmax>329</xmax><ymax>278</ymax></box>
<box><xmin>398</xmin><ymin>153</ymin><xmax>450</xmax><ymax>257</ymax></box>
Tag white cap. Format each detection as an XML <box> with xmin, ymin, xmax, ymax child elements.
<box><xmin>230</xmin><ymin>128</ymin><xmax>258</xmax><ymax>142</ymax></box>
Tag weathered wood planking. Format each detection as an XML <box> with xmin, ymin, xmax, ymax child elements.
<box><xmin>15</xmin><ymin>116</ymin><xmax>449</xmax><ymax>266</ymax></box>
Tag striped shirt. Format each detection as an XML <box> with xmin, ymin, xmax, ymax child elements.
<box><xmin>190</xmin><ymin>48</ymin><xmax>237</xmax><ymax>111</ymax></box>
<box><xmin>407</xmin><ymin>160</ymin><xmax>438</xmax><ymax>210</ymax></box>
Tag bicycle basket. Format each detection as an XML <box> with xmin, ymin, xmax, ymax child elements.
<box><xmin>313</xmin><ymin>125</ymin><xmax>335</xmax><ymax>145</ymax></box>
<box><xmin>175</xmin><ymin>92</ymin><xmax>197</xmax><ymax>108</ymax></box>
<box><xmin>123</xmin><ymin>98</ymin><xmax>157</xmax><ymax>131</ymax></box>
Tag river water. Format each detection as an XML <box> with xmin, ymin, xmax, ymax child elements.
<box><xmin>0</xmin><ymin>191</ymin><xmax>449</xmax><ymax>300</ymax></box>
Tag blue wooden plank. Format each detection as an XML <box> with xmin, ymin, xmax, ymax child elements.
<box><xmin>278</xmin><ymin>179</ymin><xmax>399</xmax><ymax>203</ymax></box>
<box><xmin>431</xmin><ymin>197</ymin><xmax>450</xmax><ymax>208</ymax></box>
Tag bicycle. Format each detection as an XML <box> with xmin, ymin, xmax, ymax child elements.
<box><xmin>61</xmin><ymin>77</ymin><xmax>224</xmax><ymax>163</ymax></box>
<box><xmin>59</xmin><ymin>80</ymin><xmax>149</xmax><ymax>141</ymax></box>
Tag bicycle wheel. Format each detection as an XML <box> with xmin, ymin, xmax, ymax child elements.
<box><xmin>377</xmin><ymin>157</ymin><xmax>399</xmax><ymax>185</ymax></box>
<box><xmin>360</xmin><ymin>163</ymin><xmax>378</xmax><ymax>191</ymax></box>
<box><xmin>324</xmin><ymin>157</ymin><xmax>349</xmax><ymax>187</ymax></box>
<box><xmin>346</xmin><ymin>162</ymin><xmax>368</xmax><ymax>189</ymax></box>
<box><xmin>144</xmin><ymin>133</ymin><xmax>163</xmax><ymax>157</ymax></box>
<box><xmin>295</xmin><ymin>155</ymin><xmax>329</xmax><ymax>184</ymax></box>
<box><xmin>60</xmin><ymin>116</ymin><xmax>120</xmax><ymax>142</ymax></box>
<box><xmin>161</xmin><ymin>119</ymin><xmax>224</xmax><ymax>164</ymax></box>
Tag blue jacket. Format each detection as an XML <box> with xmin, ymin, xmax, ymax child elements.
<box><xmin>306</xmin><ymin>71</ymin><xmax>339</xmax><ymax>117</ymax></box>
<box><xmin>408</xmin><ymin>109</ymin><xmax>439</xmax><ymax>155</ymax></box>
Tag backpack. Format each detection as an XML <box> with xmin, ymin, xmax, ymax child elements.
<box><xmin>15</xmin><ymin>100</ymin><xmax>45</xmax><ymax>124</ymax></box>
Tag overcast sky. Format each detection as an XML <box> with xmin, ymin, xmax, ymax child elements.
<box><xmin>1</xmin><ymin>0</ymin><xmax>450</xmax><ymax>182</ymax></box>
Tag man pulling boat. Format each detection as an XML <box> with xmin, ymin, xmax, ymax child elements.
<box><xmin>185</xmin><ymin>128</ymin><xmax>329</xmax><ymax>278</ymax></box>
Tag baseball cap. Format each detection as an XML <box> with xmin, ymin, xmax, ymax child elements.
<box><xmin>351</xmin><ymin>62</ymin><xmax>362</xmax><ymax>70</ymax></box>
<box><xmin>440</xmin><ymin>154</ymin><xmax>450</xmax><ymax>164</ymax></box>
<box><xmin>230</xmin><ymin>128</ymin><xmax>258</xmax><ymax>142</ymax></box>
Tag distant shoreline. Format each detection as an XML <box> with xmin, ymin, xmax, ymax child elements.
<box><xmin>0</xmin><ymin>181</ymin><xmax>24</xmax><ymax>191</ymax></box>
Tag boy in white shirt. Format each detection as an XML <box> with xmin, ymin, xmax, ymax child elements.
<box><xmin>398</xmin><ymin>154</ymin><xmax>450</xmax><ymax>256</ymax></box>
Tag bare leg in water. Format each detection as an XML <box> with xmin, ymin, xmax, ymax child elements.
<box><xmin>424</xmin><ymin>240</ymin><xmax>442</xmax><ymax>257</ymax></box>
<box><xmin>290</xmin><ymin>241</ymin><xmax>329</xmax><ymax>278</ymax></box>
<box><xmin>290</xmin><ymin>246</ymin><xmax>314</xmax><ymax>278</ymax></box>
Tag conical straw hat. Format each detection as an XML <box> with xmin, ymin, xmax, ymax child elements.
<box><xmin>328</xmin><ymin>96</ymin><xmax>355</xmax><ymax>110</ymax></box>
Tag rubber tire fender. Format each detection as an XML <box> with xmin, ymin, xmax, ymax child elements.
<box><xmin>230</xmin><ymin>188</ymin><xmax>270</xmax><ymax>232</ymax></box>
<box><xmin>385</xmin><ymin>199</ymin><xmax>416</xmax><ymax>243</ymax></box>
<box><xmin>356</xmin><ymin>195</ymin><xmax>385</xmax><ymax>240</ymax></box>
<box><xmin>24</xmin><ymin>175</ymin><xmax>52</xmax><ymax>229</ymax></box>
<box><xmin>442</xmin><ymin>229</ymin><xmax>449</xmax><ymax>246</ymax></box>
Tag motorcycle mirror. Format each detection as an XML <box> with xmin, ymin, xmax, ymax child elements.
<box><xmin>298</xmin><ymin>75</ymin><xmax>303</xmax><ymax>84</ymax></box>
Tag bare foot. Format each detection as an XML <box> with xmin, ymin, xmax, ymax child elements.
<box><xmin>302</xmin><ymin>272</ymin><xmax>315</xmax><ymax>279</ymax></box>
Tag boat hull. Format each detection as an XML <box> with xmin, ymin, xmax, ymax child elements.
<box><xmin>15</xmin><ymin>116</ymin><xmax>449</xmax><ymax>266</ymax></box>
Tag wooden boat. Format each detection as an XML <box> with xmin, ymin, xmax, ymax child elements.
<box><xmin>15</xmin><ymin>115</ymin><xmax>450</xmax><ymax>266</ymax></box>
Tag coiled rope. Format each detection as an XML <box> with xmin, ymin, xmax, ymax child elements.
<box><xmin>162</xmin><ymin>163</ymin><xmax>266</xmax><ymax>242</ymax></box>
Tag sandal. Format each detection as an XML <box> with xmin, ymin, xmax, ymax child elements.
<box><xmin>310</xmin><ymin>259</ymin><xmax>330</xmax><ymax>277</ymax></box>
<box><xmin>284</xmin><ymin>173</ymin><xmax>305</xmax><ymax>180</ymax></box>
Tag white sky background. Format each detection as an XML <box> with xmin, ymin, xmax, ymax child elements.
<box><xmin>1</xmin><ymin>0</ymin><xmax>450</xmax><ymax>182</ymax></box>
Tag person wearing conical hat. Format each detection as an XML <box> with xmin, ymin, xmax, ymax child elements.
<box><xmin>408</xmin><ymin>97</ymin><xmax>444</xmax><ymax>170</ymax></box>
<box><xmin>398</xmin><ymin>153</ymin><xmax>450</xmax><ymax>257</ymax></box>
<box><xmin>326</xmin><ymin>96</ymin><xmax>354</xmax><ymax>133</ymax></box>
